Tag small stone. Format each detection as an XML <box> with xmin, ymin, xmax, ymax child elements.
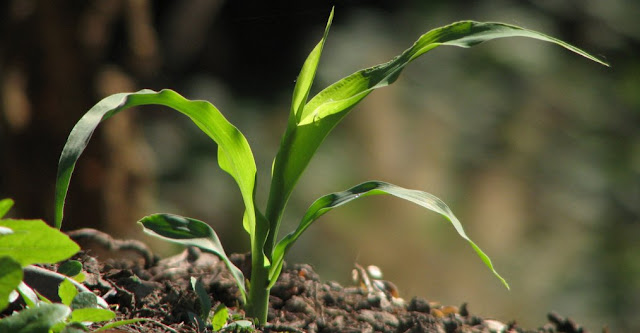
<box><xmin>484</xmin><ymin>319</ymin><xmax>506</xmax><ymax>333</ymax></box>
<box><xmin>379</xmin><ymin>311</ymin><xmax>400</xmax><ymax>327</ymax></box>
<box><xmin>357</xmin><ymin>309</ymin><xmax>399</xmax><ymax>330</ymax></box>
<box><xmin>431</xmin><ymin>308</ymin><xmax>444</xmax><ymax>318</ymax></box>
<box><xmin>284</xmin><ymin>295</ymin><xmax>315</xmax><ymax>315</ymax></box>
<box><xmin>441</xmin><ymin>305</ymin><xmax>458</xmax><ymax>316</ymax></box>
<box><xmin>407</xmin><ymin>297</ymin><xmax>431</xmax><ymax>313</ymax></box>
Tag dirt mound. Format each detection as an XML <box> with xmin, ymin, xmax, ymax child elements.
<box><xmin>60</xmin><ymin>237</ymin><xmax>589</xmax><ymax>333</ymax></box>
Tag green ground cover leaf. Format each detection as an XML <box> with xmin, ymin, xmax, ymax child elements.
<box><xmin>58</xmin><ymin>278</ymin><xmax>78</xmax><ymax>307</ymax></box>
<box><xmin>0</xmin><ymin>219</ymin><xmax>79</xmax><ymax>266</ymax></box>
<box><xmin>0</xmin><ymin>303</ymin><xmax>70</xmax><ymax>333</ymax></box>
<box><xmin>68</xmin><ymin>308</ymin><xmax>115</xmax><ymax>323</ymax></box>
<box><xmin>93</xmin><ymin>318</ymin><xmax>150</xmax><ymax>332</ymax></box>
<box><xmin>0</xmin><ymin>256</ymin><xmax>22</xmax><ymax>311</ymax></box>
<box><xmin>70</xmin><ymin>292</ymin><xmax>98</xmax><ymax>310</ymax></box>
<box><xmin>211</xmin><ymin>304</ymin><xmax>229</xmax><ymax>331</ymax></box>
<box><xmin>57</xmin><ymin>260</ymin><xmax>83</xmax><ymax>278</ymax></box>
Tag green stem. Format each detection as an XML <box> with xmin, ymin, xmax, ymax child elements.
<box><xmin>245</xmin><ymin>253</ymin><xmax>271</xmax><ymax>325</ymax></box>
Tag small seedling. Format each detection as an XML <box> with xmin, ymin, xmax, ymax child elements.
<box><xmin>53</xmin><ymin>9</ymin><xmax>608</xmax><ymax>325</ymax></box>
<box><xmin>0</xmin><ymin>199</ymin><xmax>152</xmax><ymax>332</ymax></box>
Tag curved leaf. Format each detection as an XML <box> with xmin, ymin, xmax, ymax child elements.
<box><xmin>267</xmin><ymin>21</ymin><xmax>609</xmax><ymax>249</ymax></box>
<box><xmin>139</xmin><ymin>213</ymin><xmax>247</xmax><ymax>302</ymax></box>
<box><xmin>270</xmin><ymin>181</ymin><xmax>509</xmax><ymax>289</ymax></box>
<box><xmin>54</xmin><ymin>89</ymin><xmax>259</xmax><ymax>251</ymax></box>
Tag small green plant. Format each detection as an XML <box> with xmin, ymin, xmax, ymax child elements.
<box><xmin>0</xmin><ymin>198</ymin><xmax>80</xmax><ymax>314</ymax></box>
<box><xmin>53</xmin><ymin>10</ymin><xmax>608</xmax><ymax>324</ymax></box>
<box><xmin>0</xmin><ymin>198</ymin><xmax>151</xmax><ymax>332</ymax></box>
<box><xmin>190</xmin><ymin>278</ymin><xmax>254</xmax><ymax>333</ymax></box>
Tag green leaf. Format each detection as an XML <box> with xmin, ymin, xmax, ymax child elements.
<box><xmin>58</xmin><ymin>278</ymin><xmax>78</xmax><ymax>306</ymax></box>
<box><xmin>0</xmin><ymin>219</ymin><xmax>80</xmax><ymax>266</ymax></box>
<box><xmin>139</xmin><ymin>214</ymin><xmax>247</xmax><ymax>302</ymax></box>
<box><xmin>70</xmin><ymin>292</ymin><xmax>98</xmax><ymax>310</ymax></box>
<box><xmin>71</xmin><ymin>272</ymin><xmax>86</xmax><ymax>284</ymax></box>
<box><xmin>290</xmin><ymin>8</ymin><xmax>333</xmax><ymax>122</ymax></box>
<box><xmin>270</xmin><ymin>181</ymin><xmax>509</xmax><ymax>289</ymax></box>
<box><xmin>93</xmin><ymin>318</ymin><xmax>149</xmax><ymax>332</ymax></box>
<box><xmin>264</xmin><ymin>8</ymin><xmax>333</xmax><ymax>252</ymax></box>
<box><xmin>211</xmin><ymin>304</ymin><xmax>229</xmax><ymax>331</ymax></box>
<box><xmin>54</xmin><ymin>90</ymin><xmax>260</xmax><ymax>255</ymax></box>
<box><xmin>190</xmin><ymin>276</ymin><xmax>211</xmax><ymax>321</ymax></box>
<box><xmin>0</xmin><ymin>198</ymin><xmax>14</xmax><ymax>218</ymax></box>
<box><xmin>57</xmin><ymin>260</ymin><xmax>83</xmax><ymax>278</ymax></box>
<box><xmin>17</xmin><ymin>281</ymin><xmax>40</xmax><ymax>308</ymax></box>
<box><xmin>0</xmin><ymin>303</ymin><xmax>71</xmax><ymax>333</ymax></box>
<box><xmin>69</xmin><ymin>308</ymin><xmax>115</xmax><ymax>323</ymax></box>
<box><xmin>268</xmin><ymin>21</ymin><xmax>609</xmax><ymax>250</ymax></box>
<box><xmin>0</xmin><ymin>256</ymin><xmax>22</xmax><ymax>311</ymax></box>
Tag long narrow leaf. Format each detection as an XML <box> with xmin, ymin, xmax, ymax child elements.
<box><xmin>291</xmin><ymin>8</ymin><xmax>333</xmax><ymax>122</ymax></box>
<box><xmin>268</xmin><ymin>21</ymin><xmax>609</xmax><ymax>245</ymax></box>
<box><xmin>270</xmin><ymin>181</ymin><xmax>509</xmax><ymax>289</ymax></box>
<box><xmin>264</xmin><ymin>9</ymin><xmax>333</xmax><ymax>252</ymax></box>
<box><xmin>139</xmin><ymin>214</ymin><xmax>247</xmax><ymax>302</ymax></box>
<box><xmin>54</xmin><ymin>89</ymin><xmax>259</xmax><ymax>238</ymax></box>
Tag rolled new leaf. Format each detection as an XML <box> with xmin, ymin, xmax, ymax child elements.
<box><xmin>139</xmin><ymin>213</ymin><xmax>247</xmax><ymax>303</ymax></box>
<box><xmin>269</xmin><ymin>181</ymin><xmax>509</xmax><ymax>290</ymax></box>
<box><xmin>264</xmin><ymin>8</ymin><xmax>334</xmax><ymax>253</ymax></box>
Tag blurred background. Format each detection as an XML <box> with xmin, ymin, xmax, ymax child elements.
<box><xmin>1</xmin><ymin>0</ymin><xmax>638</xmax><ymax>331</ymax></box>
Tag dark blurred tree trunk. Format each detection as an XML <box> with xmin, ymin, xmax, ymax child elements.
<box><xmin>0</xmin><ymin>0</ymin><xmax>159</xmax><ymax>237</ymax></box>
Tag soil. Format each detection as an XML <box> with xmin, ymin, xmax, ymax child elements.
<box><xmin>21</xmin><ymin>229</ymin><xmax>595</xmax><ymax>333</ymax></box>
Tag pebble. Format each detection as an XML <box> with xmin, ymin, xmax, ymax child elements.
<box><xmin>284</xmin><ymin>295</ymin><xmax>315</xmax><ymax>315</ymax></box>
<box><xmin>484</xmin><ymin>319</ymin><xmax>507</xmax><ymax>333</ymax></box>
<box><xmin>407</xmin><ymin>297</ymin><xmax>431</xmax><ymax>313</ymax></box>
<box><xmin>357</xmin><ymin>309</ymin><xmax>399</xmax><ymax>330</ymax></box>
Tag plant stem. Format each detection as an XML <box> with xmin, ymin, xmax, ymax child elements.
<box><xmin>246</xmin><ymin>254</ymin><xmax>271</xmax><ymax>324</ymax></box>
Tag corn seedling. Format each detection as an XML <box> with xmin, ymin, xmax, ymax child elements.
<box><xmin>54</xmin><ymin>9</ymin><xmax>608</xmax><ymax>324</ymax></box>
